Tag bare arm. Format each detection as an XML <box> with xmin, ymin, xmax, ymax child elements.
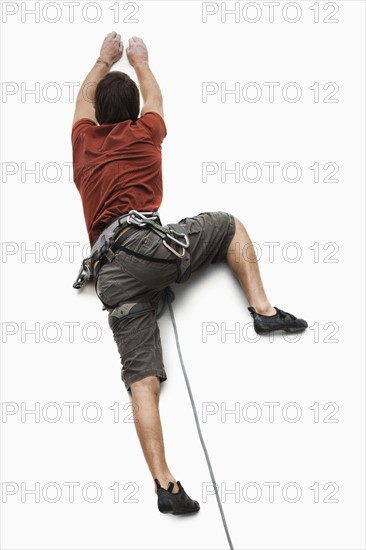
<box><xmin>72</xmin><ymin>62</ymin><xmax>109</xmax><ymax>126</ymax></box>
<box><xmin>72</xmin><ymin>31</ymin><xmax>123</xmax><ymax>127</ymax></box>
<box><xmin>127</xmin><ymin>37</ymin><xmax>164</xmax><ymax>119</ymax></box>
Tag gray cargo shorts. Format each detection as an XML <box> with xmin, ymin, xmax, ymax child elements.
<box><xmin>95</xmin><ymin>211</ymin><xmax>236</xmax><ymax>392</ymax></box>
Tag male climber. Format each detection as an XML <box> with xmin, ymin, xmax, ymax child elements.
<box><xmin>71</xmin><ymin>32</ymin><xmax>308</xmax><ymax>515</ymax></box>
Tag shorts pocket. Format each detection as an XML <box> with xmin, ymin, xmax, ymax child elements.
<box><xmin>121</xmin><ymin>252</ymin><xmax>178</xmax><ymax>290</ymax></box>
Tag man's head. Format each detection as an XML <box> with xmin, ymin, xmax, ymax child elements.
<box><xmin>94</xmin><ymin>71</ymin><xmax>140</xmax><ymax>124</ymax></box>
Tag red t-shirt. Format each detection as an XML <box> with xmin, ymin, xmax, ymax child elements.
<box><xmin>71</xmin><ymin>112</ymin><xmax>167</xmax><ymax>246</ymax></box>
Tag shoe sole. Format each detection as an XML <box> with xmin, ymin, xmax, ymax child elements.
<box><xmin>159</xmin><ymin>508</ymin><xmax>200</xmax><ymax>515</ymax></box>
<box><xmin>255</xmin><ymin>327</ymin><xmax>308</xmax><ymax>335</ymax></box>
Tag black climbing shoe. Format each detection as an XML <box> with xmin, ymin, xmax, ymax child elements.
<box><xmin>248</xmin><ymin>306</ymin><xmax>308</xmax><ymax>334</ymax></box>
<box><xmin>155</xmin><ymin>478</ymin><xmax>200</xmax><ymax>515</ymax></box>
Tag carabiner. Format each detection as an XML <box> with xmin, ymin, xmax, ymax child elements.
<box><xmin>72</xmin><ymin>259</ymin><xmax>92</xmax><ymax>289</ymax></box>
<box><xmin>127</xmin><ymin>210</ymin><xmax>160</xmax><ymax>227</ymax></box>
<box><xmin>165</xmin><ymin>231</ymin><xmax>190</xmax><ymax>249</ymax></box>
<box><xmin>163</xmin><ymin>239</ymin><xmax>186</xmax><ymax>258</ymax></box>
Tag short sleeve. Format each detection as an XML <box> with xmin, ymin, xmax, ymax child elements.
<box><xmin>137</xmin><ymin>112</ymin><xmax>167</xmax><ymax>147</ymax></box>
<box><xmin>71</xmin><ymin>118</ymin><xmax>97</xmax><ymax>148</ymax></box>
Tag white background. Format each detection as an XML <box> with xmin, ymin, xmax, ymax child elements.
<box><xmin>1</xmin><ymin>1</ymin><xmax>365</xmax><ymax>549</ymax></box>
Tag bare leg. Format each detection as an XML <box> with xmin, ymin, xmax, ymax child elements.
<box><xmin>130</xmin><ymin>375</ymin><xmax>179</xmax><ymax>493</ymax></box>
<box><xmin>226</xmin><ymin>217</ymin><xmax>276</xmax><ymax>315</ymax></box>
<box><xmin>129</xmin><ymin>217</ymin><xmax>274</xmax><ymax>495</ymax></box>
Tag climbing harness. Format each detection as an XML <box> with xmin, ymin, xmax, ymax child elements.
<box><xmin>73</xmin><ymin>210</ymin><xmax>190</xmax><ymax>290</ymax></box>
<box><xmin>72</xmin><ymin>209</ymin><xmax>235</xmax><ymax>550</ymax></box>
<box><xmin>125</xmin><ymin>210</ymin><xmax>189</xmax><ymax>253</ymax></box>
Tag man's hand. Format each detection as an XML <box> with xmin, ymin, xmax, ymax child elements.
<box><xmin>100</xmin><ymin>31</ymin><xmax>123</xmax><ymax>66</ymax></box>
<box><xmin>126</xmin><ymin>36</ymin><xmax>149</xmax><ymax>68</ymax></box>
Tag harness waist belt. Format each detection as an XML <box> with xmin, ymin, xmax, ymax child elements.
<box><xmin>91</xmin><ymin>210</ymin><xmax>162</xmax><ymax>258</ymax></box>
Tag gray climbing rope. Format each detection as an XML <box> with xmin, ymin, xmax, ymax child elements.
<box><xmin>165</xmin><ymin>292</ymin><xmax>235</xmax><ymax>550</ymax></box>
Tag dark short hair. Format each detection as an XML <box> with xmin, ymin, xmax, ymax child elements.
<box><xmin>94</xmin><ymin>71</ymin><xmax>140</xmax><ymax>124</ymax></box>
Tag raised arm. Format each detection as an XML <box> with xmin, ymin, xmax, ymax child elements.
<box><xmin>72</xmin><ymin>32</ymin><xmax>123</xmax><ymax>127</ymax></box>
<box><xmin>126</xmin><ymin>37</ymin><xmax>164</xmax><ymax>119</ymax></box>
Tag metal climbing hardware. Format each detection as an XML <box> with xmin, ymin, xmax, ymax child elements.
<box><xmin>126</xmin><ymin>210</ymin><xmax>161</xmax><ymax>227</ymax></box>
<box><xmin>163</xmin><ymin>239</ymin><xmax>185</xmax><ymax>258</ymax></box>
<box><xmin>73</xmin><ymin>258</ymin><xmax>93</xmax><ymax>289</ymax></box>
<box><xmin>127</xmin><ymin>210</ymin><xmax>189</xmax><ymax>257</ymax></box>
<box><xmin>72</xmin><ymin>209</ymin><xmax>191</xmax><ymax>290</ymax></box>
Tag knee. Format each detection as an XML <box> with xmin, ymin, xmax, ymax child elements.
<box><xmin>130</xmin><ymin>375</ymin><xmax>160</xmax><ymax>396</ymax></box>
<box><xmin>231</xmin><ymin>216</ymin><xmax>250</xmax><ymax>238</ymax></box>
<box><xmin>232</xmin><ymin>215</ymin><xmax>242</xmax><ymax>229</ymax></box>
<box><xmin>219</xmin><ymin>212</ymin><xmax>240</xmax><ymax>236</ymax></box>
